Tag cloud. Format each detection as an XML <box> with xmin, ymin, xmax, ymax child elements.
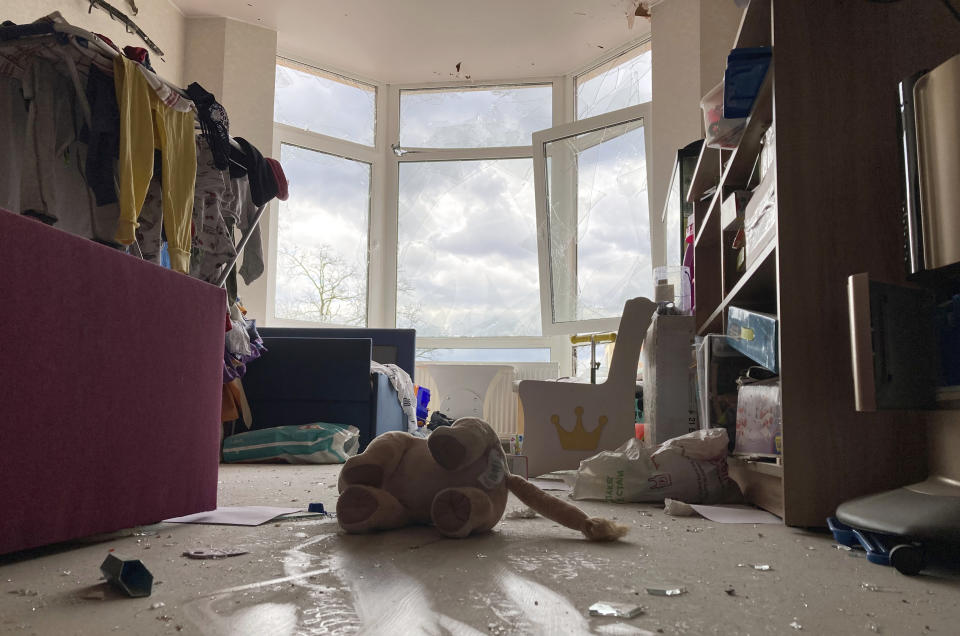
<box><xmin>273</xmin><ymin>60</ymin><xmax>656</xmax><ymax>336</ymax></box>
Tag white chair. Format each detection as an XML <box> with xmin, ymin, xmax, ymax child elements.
<box><xmin>518</xmin><ymin>297</ymin><xmax>657</xmax><ymax>477</ymax></box>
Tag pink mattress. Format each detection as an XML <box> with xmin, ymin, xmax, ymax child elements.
<box><xmin>0</xmin><ymin>210</ymin><xmax>225</xmax><ymax>555</ymax></box>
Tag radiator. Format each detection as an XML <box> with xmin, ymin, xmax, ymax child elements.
<box><xmin>416</xmin><ymin>362</ymin><xmax>559</xmax><ymax>437</ymax></box>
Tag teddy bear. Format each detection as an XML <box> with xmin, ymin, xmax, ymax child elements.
<box><xmin>337</xmin><ymin>417</ymin><xmax>628</xmax><ymax>541</ymax></box>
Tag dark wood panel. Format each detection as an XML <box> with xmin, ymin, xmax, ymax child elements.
<box><xmin>772</xmin><ymin>0</ymin><xmax>957</xmax><ymax>526</ymax></box>
<box><xmin>697</xmin><ymin>242</ymin><xmax>777</xmax><ymax>336</ymax></box>
<box><xmin>734</xmin><ymin>0</ymin><xmax>772</xmax><ymax>49</ymax></box>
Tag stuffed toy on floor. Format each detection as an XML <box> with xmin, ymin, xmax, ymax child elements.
<box><xmin>336</xmin><ymin>417</ymin><xmax>628</xmax><ymax>541</ymax></box>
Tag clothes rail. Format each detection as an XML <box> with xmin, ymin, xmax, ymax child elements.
<box><xmin>0</xmin><ymin>21</ymin><xmax>185</xmax><ymax>107</ymax></box>
<box><xmin>1</xmin><ymin>18</ymin><xmax>271</xmax><ymax>292</ymax></box>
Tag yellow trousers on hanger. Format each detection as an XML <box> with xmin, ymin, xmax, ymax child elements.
<box><xmin>113</xmin><ymin>56</ymin><xmax>196</xmax><ymax>274</ymax></box>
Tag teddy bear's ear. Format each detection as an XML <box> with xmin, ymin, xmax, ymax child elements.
<box><xmin>427</xmin><ymin>421</ymin><xmax>489</xmax><ymax>470</ymax></box>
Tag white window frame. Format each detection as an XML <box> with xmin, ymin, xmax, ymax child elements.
<box><xmin>532</xmin><ymin>102</ymin><xmax>655</xmax><ymax>336</ymax></box>
<box><xmin>387</xmin><ymin>78</ymin><xmax>572</xmax><ymax>363</ymax></box>
<box><xmin>572</xmin><ymin>36</ymin><xmax>652</xmax><ymax>121</ymax></box>
<box><xmin>266</xmin><ymin>47</ymin><xmax>656</xmax><ymax>373</ymax></box>
<box><xmin>267</xmin><ymin>58</ymin><xmax>388</xmax><ymax>328</ymax></box>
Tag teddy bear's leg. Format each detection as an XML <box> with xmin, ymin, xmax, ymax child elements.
<box><xmin>430</xmin><ymin>487</ymin><xmax>496</xmax><ymax>538</ymax></box>
<box><xmin>337</xmin><ymin>484</ymin><xmax>411</xmax><ymax>533</ymax></box>
<box><xmin>338</xmin><ymin>431</ymin><xmax>413</xmax><ymax>492</ymax></box>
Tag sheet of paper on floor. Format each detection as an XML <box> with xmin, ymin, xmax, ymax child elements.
<box><xmin>164</xmin><ymin>506</ymin><xmax>303</xmax><ymax>526</ymax></box>
<box><xmin>689</xmin><ymin>504</ymin><xmax>781</xmax><ymax>524</ymax></box>
<box><xmin>528</xmin><ymin>478</ymin><xmax>571</xmax><ymax>492</ymax></box>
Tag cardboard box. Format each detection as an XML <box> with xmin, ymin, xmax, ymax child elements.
<box><xmin>641</xmin><ymin>314</ymin><xmax>699</xmax><ymax>445</ymax></box>
<box><xmin>743</xmin><ymin>168</ymin><xmax>777</xmax><ymax>269</ymax></box>
<box><xmin>734</xmin><ymin>379</ymin><xmax>782</xmax><ymax>456</ymax></box>
<box><xmin>721</xmin><ymin>189</ymin><xmax>752</xmax><ymax>230</ymax></box>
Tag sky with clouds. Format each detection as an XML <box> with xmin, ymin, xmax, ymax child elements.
<box><xmin>272</xmin><ymin>48</ymin><xmax>653</xmax><ymax>338</ymax></box>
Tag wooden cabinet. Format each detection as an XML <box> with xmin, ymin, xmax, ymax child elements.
<box><xmin>691</xmin><ymin>0</ymin><xmax>960</xmax><ymax>526</ymax></box>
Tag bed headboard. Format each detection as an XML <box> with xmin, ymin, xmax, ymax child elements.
<box><xmin>257</xmin><ymin>328</ymin><xmax>416</xmax><ymax>382</ymax></box>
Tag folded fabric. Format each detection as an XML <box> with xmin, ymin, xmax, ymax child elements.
<box><xmin>232</xmin><ymin>137</ymin><xmax>277</xmax><ymax>206</ymax></box>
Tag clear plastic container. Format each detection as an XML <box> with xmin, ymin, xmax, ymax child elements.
<box><xmin>653</xmin><ymin>265</ymin><xmax>692</xmax><ymax>314</ymax></box>
<box><xmin>701</xmin><ymin>81</ymin><xmax>747</xmax><ymax>149</ymax></box>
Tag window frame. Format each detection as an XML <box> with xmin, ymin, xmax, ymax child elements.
<box><xmin>531</xmin><ymin>102</ymin><xmax>655</xmax><ymax>336</ymax></box>
<box><xmin>267</xmin><ymin>58</ymin><xmax>387</xmax><ymax>329</ymax></box>
<box><xmin>266</xmin><ymin>49</ymin><xmax>658</xmax><ymax>371</ymax></box>
<box><xmin>572</xmin><ymin>36</ymin><xmax>652</xmax><ymax>121</ymax></box>
<box><xmin>387</xmin><ymin>77</ymin><xmax>571</xmax><ymax>361</ymax></box>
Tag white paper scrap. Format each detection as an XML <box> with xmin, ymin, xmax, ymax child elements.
<box><xmin>164</xmin><ymin>506</ymin><xmax>303</xmax><ymax>526</ymax></box>
<box><xmin>528</xmin><ymin>478</ymin><xmax>571</xmax><ymax>492</ymax></box>
<box><xmin>688</xmin><ymin>504</ymin><xmax>781</xmax><ymax>524</ymax></box>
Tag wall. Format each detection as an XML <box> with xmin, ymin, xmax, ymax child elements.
<box><xmin>183</xmin><ymin>17</ymin><xmax>278</xmax><ymax>322</ymax></box>
<box><xmin>6</xmin><ymin>0</ymin><xmax>187</xmax><ymax>85</ymax></box>
<box><xmin>650</xmin><ymin>0</ymin><xmax>701</xmax><ymax>271</ymax></box>
<box><xmin>649</xmin><ymin>0</ymin><xmax>741</xmax><ymax>269</ymax></box>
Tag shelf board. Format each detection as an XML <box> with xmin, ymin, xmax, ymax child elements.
<box><xmin>733</xmin><ymin>0</ymin><xmax>772</xmax><ymax>49</ymax></box>
<box><xmin>718</xmin><ymin>66</ymin><xmax>774</xmax><ymax>190</ymax></box>
<box><xmin>730</xmin><ymin>456</ymin><xmax>783</xmax><ymax>478</ymax></box>
<box><xmin>692</xmin><ymin>67</ymin><xmax>773</xmax><ymax>249</ymax></box>
<box><xmin>693</xmin><ymin>188</ymin><xmax>722</xmax><ymax>248</ymax></box>
<box><xmin>697</xmin><ymin>240</ymin><xmax>777</xmax><ymax>336</ymax></box>
<box><xmin>687</xmin><ymin>144</ymin><xmax>720</xmax><ymax>204</ymax></box>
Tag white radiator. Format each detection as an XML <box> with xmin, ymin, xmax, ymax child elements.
<box><xmin>416</xmin><ymin>362</ymin><xmax>559</xmax><ymax>437</ymax></box>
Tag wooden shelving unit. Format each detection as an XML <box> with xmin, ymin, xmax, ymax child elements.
<box><xmin>689</xmin><ymin>0</ymin><xmax>955</xmax><ymax>526</ymax></box>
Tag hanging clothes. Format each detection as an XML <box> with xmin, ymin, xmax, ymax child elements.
<box><xmin>112</xmin><ymin>54</ymin><xmax>195</xmax><ymax>273</ymax></box>
<box><xmin>0</xmin><ymin>75</ymin><xmax>27</xmax><ymax>215</ymax></box>
<box><xmin>190</xmin><ymin>135</ymin><xmax>236</xmax><ymax>283</ymax></box>
<box><xmin>19</xmin><ymin>56</ymin><xmax>97</xmax><ymax>239</ymax></box>
<box><xmin>232</xmin><ymin>175</ymin><xmax>265</xmax><ymax>286</ymax></box>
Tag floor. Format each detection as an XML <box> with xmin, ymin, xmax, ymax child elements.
<box><xmin>1</xmin><ymin>465</ymin><xmax>957</xmax><ymax>636</ymax></box>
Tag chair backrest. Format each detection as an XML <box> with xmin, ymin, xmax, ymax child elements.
<box><xmin>604</xmin><ymin>297</ymin><xmax>658</xmax><ymax>390</ymax></box>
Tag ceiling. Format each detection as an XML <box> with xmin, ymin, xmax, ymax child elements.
<box><xmin>171</xmin><ymin>0</ymin><xmax>653</xmax><ymax>84</ymax></box>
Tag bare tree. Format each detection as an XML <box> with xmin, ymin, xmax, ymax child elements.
<box><xmin>276</xmin><ymin>244</ymin><xmax>365</xmax><ymax>325</ymax></box>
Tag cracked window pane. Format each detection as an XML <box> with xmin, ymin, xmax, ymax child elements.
<box><xmin>274</xmin><ymin>60</ymin><xmax>376</xmax><ymax>146</ymax></box>
<box><xmin>397</xmin><ymin>159</ymin><xmax>541</xmax><ymax>337</ymax></box>
<box><xmin>400</xmin><ymin>85</ymin><xmax>552</xmax><ymax>148</ymax></box>
<box><xmin>543</xmin><ymin>117</ymin><xmax>653</xmax><ymax>325</ymax></box>
<box><xmin>274</xmin><ymin>144</ymin><xmax>370</xmax><ymax>325</ymax></box>
<box><xmin>576</xmin><ymin>42</ymin><xmax>652</xmax><ymax>120</ymax></box>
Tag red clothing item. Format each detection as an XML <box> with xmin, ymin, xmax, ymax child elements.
<box><xmin>266</xmin><ymin>158</ymin><xmax>288</xmax><ymax>201</ymax></box>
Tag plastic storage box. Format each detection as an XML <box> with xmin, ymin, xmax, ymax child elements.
<box><xmin>743</xmin><ymin>168</ymin><xmax>777</xmax><ymax>268</ymax></box>
<box><xmin>701</xmin><ymin>81</ymin><xmax>747</xmax><ymax>149</ymax></box>
<box><xmin>723</xmin><ymin>47</ymin><xmax>772</xmax><ymax>118</ymax></box>
<box><xmin>695</xmin><ymin>334</ymin><xmax>755</xmax><ymax>452</ymax></box>
<box><xmin>726</xmin><ymin>306</ymin><xmax>779</xmax><ymax>373</ymax></box>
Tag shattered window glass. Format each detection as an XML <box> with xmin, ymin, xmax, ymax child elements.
<box><xmin>274</xmin><ymin>144</ymin><xmax>370</xmax><ymax>325</ymax></box>
<box><xmin>542</xmin><ymin>116</ymin><xmax>653</xmax><ymax>325</ymax></box>
<box><xmin>576</xmin><ymin>42</ymin><xmax>652</xmax><ymax>120</ymax></box>
<box><xmin>274</xmin><ymin>59</ymin><xmax>376</xmax><ymax>146</ymax></box>
<box><xmin>399</xmin><ymin>85</ymin><xmax>552</xmax><ymax>148</ymax></box>
<box><xmin>397</xmin><ymin>159</ymin><xmax>541</xmax><ymax>337</ymax></box>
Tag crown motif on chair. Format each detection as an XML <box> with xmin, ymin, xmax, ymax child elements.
<box><xmin>552</xmin><ymin>406</ymin><xmax>607</xmax><ymax>451</ymax></box>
